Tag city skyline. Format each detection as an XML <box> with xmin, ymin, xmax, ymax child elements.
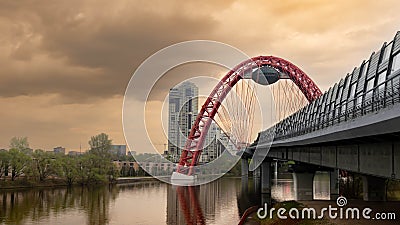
<box><xmin>1</xmin><ymin>1</ymin><xmax>400</xmax><ymax>151</ymax></box>
<box><xmin>0</xmin><ymin>141</ymin><xmax>129</xmax><ymax>155</ymax></box>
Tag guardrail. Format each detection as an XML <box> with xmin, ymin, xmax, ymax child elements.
<box><xmin>273</xmin><ymin>72</ymin><xmax>400</xmax><ymax>140</ymax></box>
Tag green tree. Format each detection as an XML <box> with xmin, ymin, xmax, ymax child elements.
<box><xmin>8</xmin><ymin>149</ymin><xmax>31</xmax><ymax>181</ymax></box>
<box><xmin>89</xmin><ymin>133</ymin><xmax>112</xmax><ymax>158</ymax></box>
<box><xmin>58</xmin><ymin>156</ymin><xmax>79</xmax><ymax>185</ymax></box>
<box><xmin>74</xmin><ymin>152</ymin><xmax>108</xmax><ymax>184</ymax></box>
<box><xmin>9</xmin><ymin>137</ymin><xmax>30</xmax><ymax>154</ymax></box>
<box><xmin>76</xmin><ymin>155</ymin><xmax>88</xmax><ymax>184</ymax></box>
<box><xmin>8</xmin><ymin>136</ymin><xmax>32</xmax><ymax>181</ymax></box>
<box><xmin>32</xmin><ymin>149</ymin><xmax>58</xmax><ymax>182</ymax></box>
<box><xmin>86</xmin><ymin>133</ymin><xmax>118</xmax><ymax>183</ymax></box>
<box><xmin>81</xmin><ymin>153</ymin><xmax>108</xmax><ymax>183</ymax></box>
<box><xmin>0</xmin><ymin>150</ymin><xmax>10</xmax><ymax>179</ymax></box>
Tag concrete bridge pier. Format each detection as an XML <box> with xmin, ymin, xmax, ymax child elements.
<box><xmin>253</xmin><ymin>166</ymin><xmax>261</xmax><ymax>193</ymax></box>
<box><xmin>330</xmin><ymin>169</ymin><xmax>339</xmax><ymax>200</ymax></box>
<box><xmin>241</xmin><ymin>158</ymin><xmax>250</xmax><ymax>195</ymax></box>
<box><xmin>362</xmin><ymin>175</ymin><xmax>387</xmax><ymax>201</ymax></box>
<box><xmin>240</xmin><ymin>158</ymin><xmax>249</xmax><ymax>196</ymax></box>
<box><xmin>260</xmin><ymin>160</ymin><xmax>272</xmax><ymax>195</ymax></box>
<box><xmin>253</xmin><ymin>164</ymin><xmax>261</xmax><ymax>179</ymax></box>
<box><xmin>241</xmin><ymin>175</ymin><xmax>249</xmax><ymax>193</ymax></box>
<box><xmin>260</xmin><ymin>160</ymin><xmax>272</xmax><ymax>205</ymax></box>
<box><xmin>293</xmin><ymin>172</ymin><xmax>314</xmax><ymax>201</ymax></box>
<box><xmin>241</xmin><ymin>158</ymin><xmax>249</xmax><ymax>178</ymax></box>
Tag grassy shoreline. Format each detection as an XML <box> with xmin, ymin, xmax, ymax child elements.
<box><xmin>0</xmin><ymin>176</ymin><xmax>159</xmax><ymax>190</ymax></box>
<box><xmin>0</xmin><ymin>179</ymin><xmax>73</xmax><ymax>190</ymax></box>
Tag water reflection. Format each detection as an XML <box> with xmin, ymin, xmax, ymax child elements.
<box><xmin>237</xmin><ymin>177</ymin><xmax>260</xmax><ymax>217</ymax></box>
<box><xmin>269</xmin><ymin>171</ymin><xmax>331</xmax><ymax>202</ymax></box>
<box><xmin>171</xmin><ymin>186</ymin><xmax>205</xmax><ymax>225</ymax></box>
<box><xmin>167</xmin><ymin>172</ymin><xmax>332</xmax><ymax>225</ymax></box>
<box><xmin>0</xmin><ymin>185</ymin><xmax>119</xmax><ymax>225</ymax></box>
<box><xmin>168</xmin><ymin>179</ymin><xmax>242</xmax><ymax>225</ymax></box>
<box><xmin>313</xmin><ymin>171</ymin><xmax>330</xmax><ymax>200</ymax></box>
<box><xmin>0</xmin><ymin>179</ymin><xmax>244</xmax><ymax>225</ymax></box>
<box><xmin>0</xmin><ymin>173</ymin><xmax>332</xmax><ymax>225</ymax></box>
<box><xmin>271</xmin><ymin>172</ymin><xmax>295</xmax><ymax>202</ymax></box>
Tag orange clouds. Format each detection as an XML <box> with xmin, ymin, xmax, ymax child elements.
<box><xmin>0</xmin><ymin>0</ymin><xmax>399</xmax><ymax>150</ymax></box>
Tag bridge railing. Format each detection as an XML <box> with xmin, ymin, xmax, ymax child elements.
<box><xmin>252</xmin><ymin>31</ymin><xmax>400</xmax><ymax>145</ymax></box>
<box><xmin>314</xmin><ymin>73</ymin><xmax>400</xmax><ymax>129</ymax></box>
<box><xmin>273</xmin><ymin>71</ymin><xmax>400</xmax><ymax>140</ymax></box>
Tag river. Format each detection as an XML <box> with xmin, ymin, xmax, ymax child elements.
<box><xmin>0</xmin><ymin>172</ymin><xmax>397</xmax><ymax>225</ymax></box>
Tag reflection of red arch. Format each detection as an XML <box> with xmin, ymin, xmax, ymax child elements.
<box><xmin>177</xmin><ymin>186</ymin><xmax>205</xmax><ymax>225</ymax></box>
<box><xmin>177</xmin><ymin>56</ymin><xmax>322</xmax><ymax>175</ymax></box>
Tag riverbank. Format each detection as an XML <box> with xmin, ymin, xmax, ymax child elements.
<box><xmin>0</xmin><ymin>176</ymin><xmax>161</xmax><ymax>190</ymax></box>
<box><xmin>116</xmin><ymin>176</ymin><xmax>160</xmax><ymax>184</ymax></box>
<box><xmin>0</xmin><ymin>179</ymin><xmax>69</xmax><ymax>190</ymax></box>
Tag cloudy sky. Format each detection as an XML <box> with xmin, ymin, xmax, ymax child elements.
<box><xmin>1</xmin><ymin>0</ymin><xmax>400</xmax><ymax>151</ymax></box>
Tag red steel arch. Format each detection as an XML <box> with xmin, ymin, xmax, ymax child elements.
<box><xmin>176</xmin><ymin>56</ymin><xmax>322</xmax><ymax>175</ymax></box>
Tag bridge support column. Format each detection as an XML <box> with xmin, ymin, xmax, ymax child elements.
<box><xmin>330</xmin><ymin>169</ymin><xmax>339</xmax><ymax>200</ymax></box>
<box><xmin>260</xmin><ymin>160</ymin><xmax>273</xmax><ymax>205</ymax></box>
<box><xmin>261</xmin><ymin>160</ymin><xmax>272</xmax><ymax>195</ymax></box>
<box><xmin>241</xmin><ymin>158</ymin><xmax>249</xmax><ymax>195</ymax></box>
<box><xmin>241</xmin><ymin>158</ymin><xmax>249</xmax><ymax>178</ymax></box>
<box><xmin>253</xmin><ymin>165</ymin><xmax>261</xmax><ymax>179</ymax></box>
<box><xmin>362</xmin><ymin>176</ymin><xmax>387</xmax><ymax>201</ymax></box>
<box><xmin>253</xmin><ymin>166</ymin><xmax>261</xmax><ymax>193</ymax></box>
<box><xmin>293</xmin><ymin>172</ymin><xmax>314</xmax><ymax>201</ymax></box>
<box><xmin>241</xmin><ymin>175</ymin><xmax>248</xmax><ymax>193</ymax></box>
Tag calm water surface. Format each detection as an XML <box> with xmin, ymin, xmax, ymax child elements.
<box><xmin>0</xmin><ymin>173</ymin><xmax>333</xmax><ymax>225</ymax></box>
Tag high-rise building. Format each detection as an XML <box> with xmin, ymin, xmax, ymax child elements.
<box><xmin>168</xmin><ymin>82</ymin><xmax>198</xmax><ymax>162</ymax></box>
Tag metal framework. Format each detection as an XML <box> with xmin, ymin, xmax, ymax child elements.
<box><xmin>176</xmin><ymin>56</ymin><xmax>322</xmax><ymax>175</ymax></box>
<box><xmin>271</xmin><ymin>31</ymin><xmax>400</xmax><ymax>140</ymax></box>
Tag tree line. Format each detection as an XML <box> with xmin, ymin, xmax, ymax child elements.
<box><xmin>0</xmin><ymin>133</ymin><xmax>122</xmax><ymax>186</ymax></box>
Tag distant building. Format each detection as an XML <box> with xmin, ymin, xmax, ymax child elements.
<box><xmin>168</xmin><ymin>82</ymin><xmax>199</xmax><ymax>162</ymax></box>
<box><xmin>53</xmin><ymin>146</ymin><xmax>66</xmax><ymax>155</ymax></box>
<box><xmin>128</xmin><ymin>150</ymin><xmax>136</xmax><ymax>156</ymax></box>
<box><xmin>200</xmin><ymin>122</ymin><xmax>224</xmax><ymax>163</ymax></box>
<box><xmin>68</xmin><ymin>151</ymin><xmax>82</xmax><ymax>156</ymax></box>
<box><xmin>110</xmin><ymin>145</ymin><xmax>127</xmax><ymax>157</ymax></box>
<box><xmin>140</xmin><ymin>161</ymin><xmax>175</xmax><ymax>175</ymax></box>
<box><xmin>113</xmin><ymin>161</ymin><xmax>140</xmax><ymax>176</ymax></box>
